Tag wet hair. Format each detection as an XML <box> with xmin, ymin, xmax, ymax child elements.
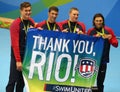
<box><xmin>48</xmin><ymin>6</ymin><xmax>59</xmax><ymax>12</ymax></box>
<box><xmin>69</xmin><ymin>7</ymin><xmax>79</xmax><ymax>13</ymax></box>
<box><xmin>93</xmin><ymin>13</ymin><xmax>105</xmax><ymax>26</ymax></box>
<box><xmin>20</xmin><ymin>2</ymin><xmax>31</xmax><ymax>10</ymax></box>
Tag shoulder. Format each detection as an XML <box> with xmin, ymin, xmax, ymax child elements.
<box><xmin>29</xmin><ymin>18</ymin><xmax>35</xmax><ymax>23</ymax></box>
<box><xmin>10</xmin><ymin>18</ymin><xmax>21</xmax><ymax>31</ymax></box>
<box><xmin>88</xmin><ymin>27</ymin><xmax>95</xmax><ymax>31</ymax></box>
<box><xmin>56</xmin><ymin>22</ymin><xmax>61</xmax><ymax>26</ymax></box>
<box><xmin>87</xmin><ymin>27</ymin><xmax>95</xmax><ymax>34</ymax></box>
<box><xmin>12</xmin><ymin>18</ymin><xmax>21</xmax><ymax>24</ymax></box>
<box><xmin>77</xmin><ymin>21</ymin><xmax>85</xmax><ymax>26</ymax></box>
<box><xmin>104</xmin><ymin>26</ymin><xmax>114</xmax><ymax>34</ymax></box>
<box><xmin>10</xmin><ymin>18</ymin><xmax>21</xmax><ymax>28</ymax></box>
<box><xmin>104</xmin><ymin>26</ymin><xmax>113</xmax><ymax>31</ymax></box>
<box><xmin>58</xmin><ymin>20</ymin><xmax>68</xmax><ymax>30</ymax></box>
<box><xmin>77</xmin><ymin>21</ymin><xmax>86</xmax><ymax>30</ymax></box>
<box><xmin>36</xmin><ymin>20</ymin><xmax>46</xmax><ymax>27</ymax></box>
<box><xmin>59</xmin><ymin>20</ymin><xmax>68</xmax><ymax>25</ymax></box>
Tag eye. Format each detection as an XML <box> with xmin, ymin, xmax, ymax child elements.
<box><xmin>95</xmin><ymin>20</ymin><xmax>103</xmax><ymax>22</ymax></box>
<box><xmin>25</xmin><ymin>9</ymin><xmax>31</xmax><ymax>12</ymax></box>
<box><xmin>99</xmin><ymin>20</ymin><xmax>103</xmax><ymax>22</ymax></box>
<box><xmin>29</xmin><ymin>10</ymin><xmax>31</xmax><ymax>12</ymax></box>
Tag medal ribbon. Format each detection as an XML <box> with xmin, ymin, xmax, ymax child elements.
<box><xmin>97</xmin><ymin>28</ymin><xmax>105</xmax><ymax>36</ymax></box>
<box><xmin>21</xmin><ymin>17</ymin><xmax>29</xmax><ymax>34</ymax></box>
<box><xmin>46</xmin><ymin>20</ymin><xmax>56</xmax><ymax>31</ymax></box>
<box><xmin>68</xmin><ymin>20</ymin><xmax>77</xmax><ymax>33</ymax></box>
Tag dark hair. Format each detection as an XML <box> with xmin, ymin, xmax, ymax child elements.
<box><xmin>48</xmin><ymin>6</ymin><xmax>59</xmax><ymax>12</ymax></box>
<box><xmin>20</xmin><ymin>2</ymin><xmax>31</xmax><ymax>10</ymax></box>
<box><xmin>69</xmin><ymin>7</ymin><xmax>79</xmax><ymax>13</ymax></box>
<box><xmin>93</xmin><ymin>13</ymin><xmax>105</xmax><ymax>26</ymax></box>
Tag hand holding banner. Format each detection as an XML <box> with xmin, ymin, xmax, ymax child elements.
<box><xmin>23</xmin><ymin>28</ymin><xmax>104</xmax><ymax>92</ymax></box>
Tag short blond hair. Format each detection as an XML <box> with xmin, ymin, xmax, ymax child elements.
<box><xmin>69</xmin><ymin>7</ymin><xmax>79</xmax><ymax>13</ymax></box>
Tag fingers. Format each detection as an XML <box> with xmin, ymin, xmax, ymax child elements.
<box><xmin>96</xmin><ymin>34</ymin><xmax>101</xmax><ymax>37</ymax></box>
<box><xmin>102</xmin><ymin>34</ymin><xmax>112</xmax><ymax>40</ymax></box>
<box><xmin>77</xmin><ymin>30</ymin><xmax>84</xmax><ymax>34</ymax></box>
<box><xmin>37</xmin><ymin>27</ymin><xmax>43</xmax><ymax>30</ymax></box>
<box><xmin>62</xmin><ymin>28</ymin><xmax>68</xmax><ymax>32</ymax></box>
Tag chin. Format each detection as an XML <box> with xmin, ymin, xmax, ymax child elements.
<box><xmin>72</xmin><ymin>20</ymin><xmax>77</xmax><ymax>22</ymax></box>
<box><xmin>96</xmin><ymin>26</ymin><xmax>102</xmax><ymax>28</ymax></box>
<box><xmin>26</xmin><ymin>16</ymin><xmax>30</xmax><ymax>19</ymax></box>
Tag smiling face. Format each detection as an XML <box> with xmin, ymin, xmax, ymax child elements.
<box><xmin>48</xmin><ymin>10</ymin><xmax>58</xmax><ymax>23</ymax></box>
<box><xmin>20</xmin><ymin>6</ymin><xmax>31</xmax><ymax>20</ymax></box>
<box><xmin>93</xmin><ymin>13</ymin><xmax>105</xmax><ymax>29</ymax></box>
<box><xmin>69</xmin><ymin>9</ymin><xmax>79</xmax><ymax>22</ymax></box>
<box><xmin>94</xmin><ymin>17</ymin><xmax>104</xmax><ymax>29</ymax></box>
<box><xmin>20</xmin><ymin>2</ymin><xmax>32</xmax><ymax>20</ymax></box>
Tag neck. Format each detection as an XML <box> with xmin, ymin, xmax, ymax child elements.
<box><xmin>21</xmin><ymin>16</ymin><xmax>29</xmax><ymax>20</ymax></box>
<box><xmin>95</xmin><ymin>27</ymin><xmax>103</xmax><ymax>32</ymax></box>
<box><xmin>69</xmin><ymin>19</ymin><xmax>77</xmax><ymax>22</ymax></box>
<box><xmin>47</xmin><ymin>18</ymin><xmax>55</xmax><ymax>23</ymax></box>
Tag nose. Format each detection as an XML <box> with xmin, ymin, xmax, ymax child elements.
<box><xmin>54</xmin><ymin>13</ymin><xmax>57</xmax><ymax>17</ymax></box>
